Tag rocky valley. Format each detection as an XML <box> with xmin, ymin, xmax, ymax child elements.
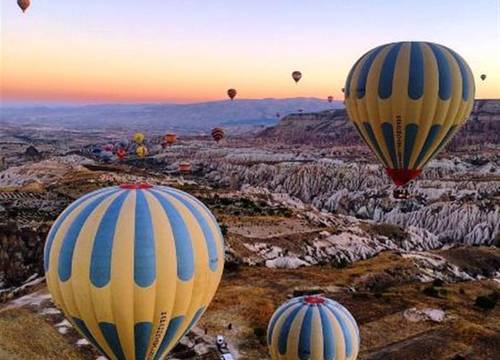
<box><xmin>0</xmin><ymin>100</ymin><xmax>499</xmax><ymax>360</ymax></box>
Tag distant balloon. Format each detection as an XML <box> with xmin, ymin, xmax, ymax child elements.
<box><xmin>327</xmin><ymin>95</ymin><xmax>333</xmax><ymax>103</ymax></box>
<box><xmin>163</xmin><ymin>133</ymin><xmax>177</xmax><ymax>147</ymax></box>
<box><xmin>116</xmin><ymin>148</ymin><xmax>127</xmax><ymax>160</ymax></box>
<box><xmin>227</xmin><ymin>88</ymin><xmax>237</xmax><ymax>101</ymax></box>
<box><xmin>480</xmin><ymin>74</ymin><xmax>486</xmax><ymax>81</ymax></box>
<box><xmin>133</xmin><ymin>132</ymin><xmax>145</xmax><ymax>144</ymax></box>
<box><xmin>136</xmin><ymin>145</ymin><xmax>148</xmax><ymax>158</ymax></box>
<box><xmin>292</xmin><ymin>71</ymin><xmax>302</xmax><ymax>83</ymax></box>
<box><xmin>344</xmin><ymin>41</ymin><xmax>475</xmax><ymax>187</ymax></box>
<box><xmin>276</xmin><ymin>112</ymin><xmax>280</xmax><ymax>119</ymax></box>
<box><xmin>179</xmin><ymin>161</ymin><xmax>192</xmax><ymax>174</ymax></box>
<box><xmin>297</xmin><ymin>109</ymin><xmax>304</xmax><ymax>113</ymax></box>
<box><xmin>267</xmin><ymin>295</ymin><xmax>360</xmax><ymax>360</ymax></box>
<box><xmin>211</xmin><ymin>128</ymin><xmax>225</xmax><ymax>143</ymax></box>
<box><xmin>44</xmin><ymin>184</ymin><xmax>224</xmax><ymax>360</ymax></box>
<box><xmin>341</xmin><ymin>87</ymin><xmax>345</xmax><ymax>93</ymax></box>
<box><xmin>117</xmin><ymin>139</ymin><xmax>129</xmax><ymax>149</ymax></box>
<box><xmin>102</xmin><ymin>144</ymin><xmax>114</xmax><ymax>152</ymax></box>
<box><xmin>100</xmin><ymin>151</ymin><xmax>113</xmax><ymax>162</ymax></box>
<box><xmin>17</xmin><ymin>0</ymin><xmax>30</xmax><ymax>13</ymax></box>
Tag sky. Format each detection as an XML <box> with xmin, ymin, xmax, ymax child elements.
<box><xmin>1</xmin><ymin>0</ymin><xmax>499</xmax><ymax>104</ymax></box>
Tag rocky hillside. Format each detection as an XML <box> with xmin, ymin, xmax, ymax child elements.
<box><xmin>260</xmin><ymin>99</ymin><xmax>500</xmax><ymax>146</ymax></box>
<box><xmin>259</xmin><ymin>109</ymin><xmax>359</xmax><ymax>145</ymax></box>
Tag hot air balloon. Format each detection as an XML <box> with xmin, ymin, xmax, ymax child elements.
<box><xmin>227</xmin><ymin>88</ymin><xmax>237</xmax><ymax>101</ymax></box>
<box><xmin>179</xmin><ymin>162</ymin><xmax>192</xmax><ymax>174</ymax></box>
<box><xmin>163</xmin><ymin>133</ymin><xmax>177</xmax><ymax>147</ymax></box>
<box><xmin>267</xmin><ymin>295</ymin><xmax>360</xmax><ymax>360</ymax></box>
<box><xmin>99</xmin><ymin>151</ymin><xmax>113</xmax><ymax>163</ymax></box>
<box><xmin>117</xmin><ymin>139</ymin><xmax>130</xmax><ymax>149</ymax></box>
<box><xmin>341</xmin><ymin>88</ymin><xmax>345</xmax><ymax>93</ymax></box>
<box><xmin>102</xmin><ymin>144</ymin><xmax>114</xmax><ymax>152</ymax></box>
<box><xmin>133</xmin><ymin>132</ymin><xmax>145</xmax><ymax>144</ymax></box>
<box><xmin>292</xmin><ymin>71</ymin><xmax>302</xmax><ymax>83</ymax></box>
<box><xmin>116</xmin><ymin>148</ymin><xmax>127</xmax><ymax>160</ymax></box>
<box><xmin>18</xmin><ymin>0</ymin><xmax>30</xmax><ymax>12</ymax></box>
<box><xmin>328</xmin><ymin>96</ymin><xmax>334</xmax><ymax>103</ymax></box>
<box><xmin>480</xmin><ymin>74</ymin><xmax>486</xmax><ymax>81</ymax></box>
<box><xmin>211</xmin><ymin>128</ymin><xmax>225</xmax><ymax>143</ymax></box>
<box><xmin>136</xmin><ymin>145</ymin><xmax>148</xmax><ymax>158</ymax></box>
<box><xmin>276</xmin><ymin>112</ymin><xmax>280</xmax><ymax>119</ymax></box>
<box><xmin>44</xmin><ymin>184</ymin><xmax>224</xmax><ymax>360</ymax></box>
<box><xmin>344</xmin><ymin>41</ymin><xmax>475</xmax><ymax>187</ymax></box>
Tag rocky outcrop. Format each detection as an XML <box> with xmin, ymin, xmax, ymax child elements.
<box><xmin>259</xmin><ymin>109</ymin><xmax>360</xmax><ymax>145</ymax></box>
<box><xmin>0</xmin><ymin>224</ymin><xmax>49</xmax><ymax>288</ymax></box>
<box><xmin>203</xmin><ymin>155</ymin><xmax>500</xmax><ymax>246</ymax></box>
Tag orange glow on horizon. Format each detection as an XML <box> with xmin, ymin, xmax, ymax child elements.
<box><xmin>2</xmin><ymin>2</ymin><xmax>498</xmax><ymax>104</ymax></box>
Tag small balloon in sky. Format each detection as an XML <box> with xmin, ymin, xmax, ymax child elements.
<box><xmin>292</xmin><ymin>71</ymin><xmax>302</xmax><ymax>83</ymax></box>
<box><xmin>17</xmin><ymin>0</ymin><xmax>30</xmax><ymax>13</ymax></box>
<box><xmin>227</xmin><ymin>88</ymin><xmax>237</xmax><ymax>100</ymax></box>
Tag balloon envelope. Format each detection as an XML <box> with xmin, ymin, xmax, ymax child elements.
<box><xmin>292</xmin><ymin>71</ymin><xmax>302</xmax><ymax>83</ymax></box>
<box><xmin>227</xmin><ymin>88</ymin><xmax>237</xmax><ymax>100</ymax></box>
<box><xmin>136</xmin><ymin>145</ymin><xmax>148</xmax><ymax>158</ymax></box>
<box><xmin>344</xmin><ymin>41</ymin><xmax>475</xmax><ymax>186</ymax></box>
<box><xmin>117</xmin><ymin>139</ymin><xmax>130</xmax><ymax>149</ymax></box>
<box><xmin>116</xmin><ymin>148</ymin><xmax>127</xmax><ymax>160</ymax></box>
<box><xmin>18</xmin><ymin>0</ymin><xmax>30</xmax><ymax>12</ymax></box>
<box><xmin>480</xmin><ymin>74</ymin><xmax>486</xmax><ymax>81</ymax></box>
<box><xmin>164</xmin><ymin>133</ymin><xmax>177</xmax><ymax>146</ymax></box>
<box><xmin>179</xmin><ymin>162</ymin><xmax>192</xmax><ymax>174</ymax></box>
<box><xmin>267</xmin><ymin>295</ymin><xmax>360</xmax><ymax>360</ymax></box>
<box><xmin>44</xmin><ymin>184</ymin><xmax>224</xmax><ymax>360</ymax></box>
<box><xmin>328</xmin><ymin>96</ymin><xmax>333</xmax><ymax>103</ymax></box>
<box><xmin>102</xmin><ymin>144</ymin><xmax>114</xmax><ymax>152</ymax></box>
<box><xmin>211</xmin><ymin>128</ymin><xmax>225</xmax><ymax>143</ymax></box>
<box><xmin>133</xmin><ymin>132</ymin><xmax>145</xmax><ymax>144</ymax></box>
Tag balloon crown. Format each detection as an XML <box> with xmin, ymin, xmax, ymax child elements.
<box><xmin>119</xmin><ymin>183</ymin><xmax>153</xmax><ymax>190</ymax></box>
<box><xmin>303</xmin><ymin>295</ymin><xmax>325</xmax><ymax>305</ymax></box>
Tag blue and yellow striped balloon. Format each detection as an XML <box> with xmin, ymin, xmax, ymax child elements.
<box><xmin>267</xmin><ymin>296</ymin><xmax>360</xmax><ymax>360</ymax></box>
<box><xmin>43</xmin><ymin>184</ymin><xmax>224</xmax><ymax>360</ymax></box>
<box><xmin>344</xmin><ymin>41</ymin><xmax>475</xmax><ymax>186</ymax></box>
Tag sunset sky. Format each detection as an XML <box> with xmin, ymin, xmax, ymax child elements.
<box><xmin>1</xmin><ymin>0</ymin><xmax>499</xmax><ymax>104</ymax></box>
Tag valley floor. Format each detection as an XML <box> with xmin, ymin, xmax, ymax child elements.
<box><xmin>1</xmin><ymin>248</ymin><xmax>499</xmax><ymax>360</ymax></box>
<box><xmin>0</xmin><ymin>127</ymin><xmax>499</xmax><ymax>359</ymax></box>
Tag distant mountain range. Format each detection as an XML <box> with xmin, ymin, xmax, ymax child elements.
<box><xmin>260</xmin><ymin>99</ymin><xmax>500</xmax><ymax>146</ymax></box>
<box><xmin>0</xmin><ymin>98</ymin><xmax>342</xmax><ymax>133</ymax></box>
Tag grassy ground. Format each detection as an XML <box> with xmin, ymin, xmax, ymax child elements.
<box><xmin>0</xmin><ymin>307</ymin><xmax>92</xmax><ymax>360</ymax></box>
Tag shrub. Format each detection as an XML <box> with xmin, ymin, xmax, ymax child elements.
<box><xmin>253</xmin><ymin>327</ymin><xmax>266</xmax><ymax>338</ymax></box>
<box><xmin>432</xmin><ymin>279</ymin><xmax>444</xmax><ymax>287</ymax></box>
<box><xmin>475</xmin><ymin>292</ymin><xmax>497</xmax><ymax>310</ymax></box>
<box><xmin>220</xmin><ymin>224</ymin><xmax>228</xmax><ymax>236</ymax></box>
<box><xmin>423</xmin><ymin>285</ymin><xmax>440</xmax><ymax>298</ymax></box>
